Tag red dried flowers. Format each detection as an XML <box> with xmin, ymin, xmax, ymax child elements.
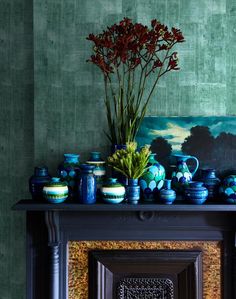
<box><xmin>87</xmin><ymin>18</ymin><xmax>185</xmax><ymax>144</ymax></box>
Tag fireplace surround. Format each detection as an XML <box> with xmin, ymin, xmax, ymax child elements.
<box><xmin>13</xmin><ymin>201</ymin><xmax>236</xmax><ymax>299</ymax></box>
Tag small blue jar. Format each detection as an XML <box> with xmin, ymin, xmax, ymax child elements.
<box><xmin>29</xmin><ymin>166</ymin><xmax>51</xmax><ymax>200</ymax></box>
<box><xmin>78</xmin><ymin>164</ymin><xmax>96</xmax><ymax>204</ymax></box>
<box><xmin>126</xmin><ymin>178</ymin><xmax>140</xmax><ymax>205</ymax></box>
<box><xmin>184</xmin><ymin>181</ymin><xmax>208</xmax><ymax>204</ymax></box>
<box><xmin>159</xmin><ymin>179</ymin><xmax>176</xmax><ymax>204</ymax></box>
<box><xmin>201</xmin><ymin>168</ymin><xmax>220</xmax><ymax>201</ymax></box>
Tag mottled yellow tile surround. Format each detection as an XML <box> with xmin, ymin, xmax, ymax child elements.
<box><xmin>68</xmin><ymin>241</ymin><xmax>222</xmax><ymax>299</ymax></box>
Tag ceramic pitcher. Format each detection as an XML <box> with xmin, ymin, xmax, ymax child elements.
<box><xmin>171</xmin><ymin>154</ymin><xmax>199</xmax><ymax>193</ymax></box>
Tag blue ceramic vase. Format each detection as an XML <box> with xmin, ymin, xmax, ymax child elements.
<box><xmin>58</xmin><ymin>153</ymin><xmax>80</xmax><ymax>198</ymax></box>
<box><xmin>43</xmin><ymin>177</ymin><xmax>68</xmax><ymax>204</ymax></box>
<box><xmin>159</xmin><ymin>179</ymin><xmax>176</xmax><ymax>204</ymax></box>
<box><xmin>78</xmin><ymin>164</ymin><xmax>96</xmax><ymax>204</ymax></box>
<box><xmin>201</xmin><ymin>168</ymin><xmax>220</xmax><ymax>201</ymax></box>
<box><xmin>184</xmin><ymin>181</ymin><xmax>208</xmax><ymax>204</ymax></box>
<box><xmin>171</xmin><ymin>154</ymin><xmax>199</xmax><ymax>195</ymax></box>
<box><xmin>126</xmin><ymin>178</ymin><xmax>140</xmax><ymax>205</ymax></box>
<box><xmin>86</xmin><ymin>152</ymin><xmax>106</xmax><ymax>196</ymax></box>
<box><xmin>101</xmin><ymin>178</ymin><xmax>125</xmax><ymax>204</ymax></box>
<box><xmin>219</xmin><ymin>175</ymin><xmax>236</xmax><ymax>203</ymax></box>
<box><xmin>29</xmin><ymin>166</ymin><xmax>51</xmax><ymax>200</ymax></box>
<box><xmin>139</xmin><ymin>153</ymin><xmax>165</xmax><ymax>202</ymax></box>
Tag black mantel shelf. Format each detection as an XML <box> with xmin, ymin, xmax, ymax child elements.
<box><xmin>12</xmin><ymin>199</ymin><xmax>236</xmax><ymax>212</ymax></box>
<box><xmin>14</xmin><ymin>199</ymin><xmax>236</xmax><ymax>299</ymax></box>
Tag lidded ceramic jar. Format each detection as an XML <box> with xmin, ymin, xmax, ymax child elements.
<box><xmin>184</xmin><ymin>181</ymin><xmax>208</xmax><ymax>204</ymax></box>
<box><xmin>139</xmin><ymin>153</ymin><xmax>165</xmax><ymax>202</ymax></box>
<box><xmin>29</xmin><ymin>166</ymin><xmax>51</xmax><ymax>200</ymax></box>
<box><xmin>219</xmin><ymin>175</ymin><xmax>236</xmax><ymax>203</ymax></box>
<box><xmin>159</xmin><ymin>179</ymin><xmax>176</xmax><ymax>205</ymax></box>
<box><xmin>101</xmin><ymin>178</ymin><xmax>125</xmax><ymax>204</ymax></box>
<box><xmin>43</xmin><ymin>177</ymin><xmax>68</xmax><ymax>204</ymax></box>
<box><xmin>86</xmin><ymin>152</ymin><xmax>106</xmax><ymax>194</ymax></box>
<box><xmin>200</xmin><ymin>168</ymin><xmax>220</xmax><ymax>201</ymax></box>
<box><xmin>58</xmin><ymin>153</ymin><xmax>80</xmax><ymax>198</ymax></box>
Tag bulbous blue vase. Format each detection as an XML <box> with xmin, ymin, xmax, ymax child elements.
<box><xmin>219</xmin><ymin>175</ymin><xmax>236</xmax><ymax>203</ymax></box>
<box><xmin>139</xmin><ymin>153</ymin><xmax>165</xmax><ymax>202</ymax></box>
<box><xmin>78</xmin><ymin>164</ymin><xmax>96</xmax><ymax>204</ymax></box>
<box><xmin>184</xmin><ymin>181</ymin><xmax>208</xmax><ymax>204</ymax></box>
<box><xmin>29</xmin><ymin>166</ymin><xmax>51</xmax><ymax>200</ymax></box>
<box><xmin>58</xmin><ymin>153</ymin><xmax>80</xmax><ymax>198</ymax></box>
<box><xmin>159</xmin><ymin>179</ymin><xmax>176</xmax><ymax>204</ymax></box>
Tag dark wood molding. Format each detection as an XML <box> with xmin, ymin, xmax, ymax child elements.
<box><xmin>13</xmin><ymin>200</ymin><xmax>236</xmax><ymax>299</ymax></box>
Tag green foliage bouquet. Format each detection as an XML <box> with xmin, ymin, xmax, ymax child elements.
<box><xmin>108</xmin><ymin>142</ymin><xmax>151</xmax><ymax>179</ymax></box>
<box><xmin>87</xmin><ymin>18</ymin><xmax>185</xmax><ymax>145</ymax></box>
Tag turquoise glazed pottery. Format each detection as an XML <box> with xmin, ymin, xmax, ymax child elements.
<box><xmin>43</xmin><ymin>177</ymin><xmax>68</xmax><ymax>203</ymax></box>
<box><xmin>139</xmin><ymin>153</ymin><xmax>165</xmax><ymax>202</ymax></box>
<box><xmin>126</xmin><ymin>178</ymin><xmax>140</xmax><ymax>205</ymax></box>
<box><xmin>58</xmin><ymin>153</ymin><xmax>80</xmax><ymax>198</ymax></box>
<box><xmin>171</xmin><ymin>154</ymin><xmax>199</xmax><ymax>194</ymax></box>
<box><xmin>159</xmin><ymin>179</ymin><xmax>176</xmax><ymax>205</ymax></box>
<box><xmin>29</xmin><ymin>166</ymin><xmax>51</xmax><ymax>200</ymax></box>
<box><xmin>101</xmin><ymin>178</ymin><xmax>125</xmax><ymax>204</ymax></box>
<box><xmin>201</xmin><ymin>168</ymin><xmax>220</xmax><ymax>201</ymax></box>
<box><xmin>219</xmin><ymin>175</ymin><xmax>236</xmax><ymax>203</ymax></box>
<box><xmin>86</xmin><ymin>152</ymin><xmax>106</xmax><ymax>195</ymax></box>
<box><xmin>78</xmin><ymin>164</ymin><xmax>96</xmax><ymax>204</ymax></box>
<box><xmin>184</xmin><ymin>181</ymin><xmax>208</xmax><ymax>204</ymax></box>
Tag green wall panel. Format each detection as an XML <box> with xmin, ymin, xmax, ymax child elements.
<box><xmin>34</xmin><ymin>0</ymin><xmax>236</xmax><ymax>173</ymax></box>
<box><xmin>0</xmin><ymin>0</ymin><xmax>34</xmax><ymax>298</ymax></box>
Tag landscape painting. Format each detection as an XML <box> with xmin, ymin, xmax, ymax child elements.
<box><xmin>136</xmin><ymin>116</ymin><xmax>236</xmax><ymax>178</ymax></box>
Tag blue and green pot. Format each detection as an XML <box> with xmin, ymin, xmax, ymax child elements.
<box><xmin>219</xmin><ymin>175</ymin><xmax>236</xmax><ymax>203</ymax></box>
<box><xmin>139</xmin><ymin>153</ymin><xmax>165</xmax><ymax>202</ymax></box>
<box><xmin>101</xmin><ymin>178</ymin><xmax>125</xmax><ymax>204</ymax></box>
<box><xmin>43</xmin><ymin>177</ymin><xmax>68</xmax><ymax>204</ymax></box>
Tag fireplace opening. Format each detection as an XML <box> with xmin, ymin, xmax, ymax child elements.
<box><xmin>68</xmin><ymin>241</ymin><xmax>222</xmax><ymax>299</ymax></box>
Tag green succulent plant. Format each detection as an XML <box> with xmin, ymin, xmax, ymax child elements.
<box><xmin>108</xmin><ymin>142</ymin><xmax>151</xmax><ymax>179</ymax></box>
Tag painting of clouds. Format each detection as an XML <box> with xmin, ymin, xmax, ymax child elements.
<box><xmin>136</xmin><ymin>116</ymin><xmax>236</xmax><ymax>177</ymax></box>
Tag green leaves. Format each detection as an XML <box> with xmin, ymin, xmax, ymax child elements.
<box><xmin>108</xmin><ymin>142</ymin><xmax>151</xmax><ymax>179</ymax></box>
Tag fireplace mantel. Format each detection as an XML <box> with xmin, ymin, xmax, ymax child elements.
<box><xmin>13</xmin><ymin>200</ymin><xmax>236</xmax><ymax>299</ymax></box>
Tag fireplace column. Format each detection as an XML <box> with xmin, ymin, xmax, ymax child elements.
<box><xmin>45</xmin><ymin>211</ymin><xmax>60</xmax><ymax>299</ymax></box>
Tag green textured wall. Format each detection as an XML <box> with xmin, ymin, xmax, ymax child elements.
<box><xmin>0</xmin><ymin>0</ymin><xmax>33</xmax><ymax>298</ymax></box>
<box><xmin>1</xmin><ymin>0</ymin><xmax>236</xmax><ymax>298</ymax></box>
<box><xmin>34</xmin><ymin>0</ymin><xmax>236</xmax><ymax>173</ymax></box>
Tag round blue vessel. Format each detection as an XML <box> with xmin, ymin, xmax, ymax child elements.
<box><xmin>184</xmin><ymin>181</ymin><xmax>208</xmax><ymax>204</ymax></box>
<box><xmin>29</xmin><ymin>166</ymin><xmax>51</xmax><ymax>200</ymax></box>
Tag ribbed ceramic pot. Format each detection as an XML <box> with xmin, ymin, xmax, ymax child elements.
<box><xmin>86</xmin><ymin>152</ymin><xmax>106</xmax><ymax>195</ymax></box>
<box><xmin>101</xmin><ymin>178</ymin><xmax>125</xmax><ymax>204</ymax></box>
<box><xmin>126</xmin><ymin>178</ymin><xmax>140</xmax><ymax>205</ymax></box>
<box><xmin>184</xmin><ymin>181</ymin><xmax>208</xmax><ymax>204</ymax></box>
<box><xmin>58</xmin><ymin>153</ymin><xmax>80</xmax><ymax>198</ymax></box>
<box><xmin>29</xmin><ymin>166</ymin><xmax>51</xmax><ymax>200</ymax></box>
<box><xmin>159</xmin><ymin>179</ymin><xmax>176</xmax><ymax>205</ymax></box>
<box><xmin>139</xmin><ymin>153</ymin><xmax>165</xmax><ymax>202</ymax></box>
<box><xmin>201</xmin><ymin>168</ymin><xmax>220</xmax><ymax>201</ymax></box>
<box><xmin>43</xmin><ymin>177</ymin><xmax>68</xmax><ymax>204</ymax></box>
<box><xmin>78</xmin><ymin>164</ymin><xmax>96</xmax><ymax>204</ymax></box>
<box><xmin>219</xmin><ymin>175</ymin><xmax>236</xmax><ymax>203</ymax></box>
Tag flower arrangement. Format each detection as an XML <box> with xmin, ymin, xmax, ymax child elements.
<box><xmin>107</xmin><ymin>142</ymin><xmax>151</xmax><ymax>179</ymax></box>
<box><xmin>87</xmin><ymin>18</ymin><xmax>185</xmax><ymax>145</ymax></box>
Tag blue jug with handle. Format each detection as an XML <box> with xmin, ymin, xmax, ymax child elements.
<box><xmin>171</xmin><ymin>154</ymin><xmax>199</xmax><ymax>194</ymax></box>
